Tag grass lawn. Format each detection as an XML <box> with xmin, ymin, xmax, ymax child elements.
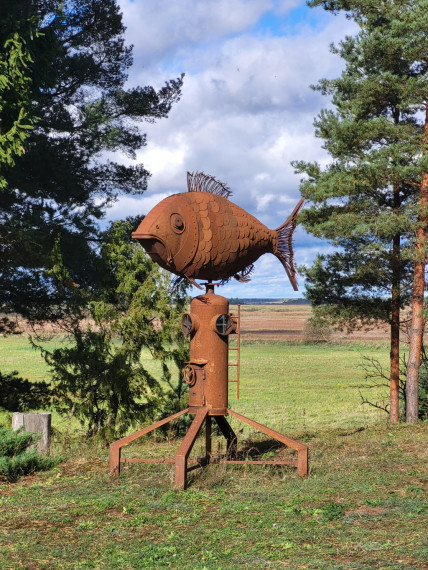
<box><xmin>229</xmin><ymin>341</ymin><xmax>390</xmax><ymax>431</ymax></box>
<box><xmin>0</xmin><ymin>424</ymin><xmax>426</xmax><ymax>569</ymax></box>
<box><xmin>0</xmin><ymin>334</ymin><xmax>426</xmax><ymax>569</ymax></box>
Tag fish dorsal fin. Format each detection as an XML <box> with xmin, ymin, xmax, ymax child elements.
<box><xmin>187</xmin><ymin>171</ymin><xmax>232</xmax><ymax>199</ymax></box>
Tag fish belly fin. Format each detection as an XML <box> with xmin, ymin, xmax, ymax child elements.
<box><xmin>234</xmin><ymin>264</ymin><xmax>255</xmax><ymax>283</ymax></box>
<box><xmin>170</xmin><ymin>275</ymin><xmax>186</xmax><ymax>290</ymax></box>
<box><xmin>275</xmin><ymin>198</ymin><xmax>304</xmax><ymax>291</ymax></box>
<box><xmin>187</xmin><ymin>171</ymin><xmax>232</xmax><ymax>199</ymax></box>
<box><xmin>171</xmin><ymin>275</ymin><xmax>182</xmax><ymax>288</ymax></box>
<box><xmin>185</xmin><ymin>275</ymin><xmax>204</xmax><ymax>290</ymax></box>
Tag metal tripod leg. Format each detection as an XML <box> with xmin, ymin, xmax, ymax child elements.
<box><xmin>214</xmin><ymin>415</ymin><xmax>237</xmax><ymax>459</ymax></box>
<box><xmin>175</xmin><ymin>408</ymin><xmax>209</xmax><ymax>490</ymax></box>
<box><xmin>109</xmin><ymin>408</ymin><xmax>189</xmax><ymax>476</ymax></box>
<box><xmin>205</xmin><ymin>415</ymin><xmax>212</xmax><ymax>459</ymax></box>
<box><xmin>227</xmin><ymin>409</ymin><xmax>308</xmax><ymax>477</ymax></box>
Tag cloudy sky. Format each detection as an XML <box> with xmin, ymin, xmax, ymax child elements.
<box><xmin>109</xmin><ymin>0</ymin><xmax>358</xmax><ymax>298</ymax></box>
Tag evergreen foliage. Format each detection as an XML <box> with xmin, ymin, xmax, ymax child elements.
<box><xmin>0</xmin><ymin>0</ymin><xmax>183</xmax><ymax>326</ymax></box>
<box><xmin>0</xmin><ymin>29</ymin><xmax>35</xmax><ymax>187</ymax></box>
<box><xmin>1</xmin><ymin>1</ymin><xmax>185</xmax><ymax>420</ymax></box>
<box><xmin>32</xmin><ymin>220</ymin><xmax>190</xmax><ymax>442</ymax></box>
<box><xmin>0</xmin><ymin>370</ymin><xmax>51</xmax><ymax>412</ymax></box>
<box><xmin>294</xmin><ymin>0</ymin><xmax>428</xmax><ymax>421</ymax></box>
<box><xmin>0</xmin><ymin>427</ymin><xmax>60</xmax><ymax>482</ymax></box>
<box><xmin>0</xmin><ymin>426</ymin><xmax>35</xmax><ymax>457</ymax></box>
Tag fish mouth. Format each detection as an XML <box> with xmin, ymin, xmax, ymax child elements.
<box><xmin>132</xmin><ymin>233</ymin><xmax>173</xmax><ymax>265</ymax></box>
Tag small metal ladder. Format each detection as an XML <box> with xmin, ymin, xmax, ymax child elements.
<box><xmin>228</xmin><ymin>304</ymin><xmax>241</xmax><ymax>399</ymax></box>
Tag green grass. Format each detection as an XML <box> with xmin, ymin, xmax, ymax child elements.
<box><xmin>0</xmin><ymin>425</ymin><xmax>426</xmax><ymax>569</ymax></box>
<box><xmin>0</xmin><ymin>335</ymin><xmax>54</xmax><ymax>382</ymax></box>
<box><xmin>0</xmin><ymin>334</ymin><xmax>426</xmax><ymax>569</ymax></box>
<box><xmin>1</xmin><ymin>335</ymin><xmax>389</xmax><ymax>431</ymax></box>
<box><xmin>228</xmin><ymin>342</ymin><xmax>390</xmax><ymax>432</ymax></box>
<box><xmin>0</xmin><ymin>334</ymin><xmax>167</xmax><ymax>382</ymax></box>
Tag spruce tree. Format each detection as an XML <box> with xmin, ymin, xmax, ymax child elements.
<box><xmin>32</xmin><ymin>220</ymin><xmax>189</xmax><ymax>442</ymax></box>
<box><xmin>293</xmin><ymin>0</ymin><xmax>427</xmax><ymax>422</ymax></box>
<box><xmin>0</xmin><ymin>0</ymin><xmax>183</xmax><ymax>326</ymax></box>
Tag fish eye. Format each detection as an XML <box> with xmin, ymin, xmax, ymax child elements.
<box><xmin>171</xmin><ymin>213</ymin><xmax>185</xmax><ymax>234</ymax></box>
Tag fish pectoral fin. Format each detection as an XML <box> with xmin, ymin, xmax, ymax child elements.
<box><xmin>234</xmin><ymin>264</ymin><xmax>255</xmax><ymax>283</ymax></box>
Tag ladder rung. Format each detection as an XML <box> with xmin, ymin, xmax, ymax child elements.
<box><xmin>229</xmin><ymin>363</ymin><xmax>238</xmax><ymax>367</ymax></box>
<box><xmin>228</xmin><ymin>347</ymin><xmax>238</xmax><ymax>351</ymax></box>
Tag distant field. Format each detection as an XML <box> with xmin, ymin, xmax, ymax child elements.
<box><xmin>230</xmin><ymin>304</ymin><xmax>390</xmax><ymax>342</ymax></box>
<box><xmin>0</xmin><ymin>304</ymin><xmax>392</xmax><ymax>435</ymax></box>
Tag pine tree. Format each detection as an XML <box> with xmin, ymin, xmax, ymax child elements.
<box><xmin>0</xmin><ymin>0</ymin><xmax>183</xmax><ymax>326</ymax></box>
<box><xmin>293</xmin><ymin>0</ymin><xmax>428</xmax><ymax>422</ymax></box>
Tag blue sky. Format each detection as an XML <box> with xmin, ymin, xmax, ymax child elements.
<box><xmin>109</xmin><ymin>0</ymin><xmax>357</xmax><ymax>298</ymax></box>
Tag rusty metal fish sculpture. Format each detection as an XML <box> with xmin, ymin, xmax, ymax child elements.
<box><xmin>132</xmin><ymin>172</ymin><xmax>304</xmax><ymax>290</ymax></box>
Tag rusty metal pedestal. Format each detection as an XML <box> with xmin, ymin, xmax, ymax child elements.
<box><xmin>109</xmin><ymin>284</ymin><xmax>308</xmax><ymax>489</ymax></box>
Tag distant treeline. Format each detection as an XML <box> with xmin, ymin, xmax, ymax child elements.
<box><xmin>228</xmin><ymin>298</ymin><xmax>311</xmax><ymax>305</ymax></box>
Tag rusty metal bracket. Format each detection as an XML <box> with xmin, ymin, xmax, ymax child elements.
<box><xmin>109</xmin><ymin>409</ymin><xmax>190</xmax><ymax>476</ymax></box>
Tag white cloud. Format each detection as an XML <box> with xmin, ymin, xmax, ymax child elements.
<box><xmin>120</xmin><ymin>0</ymin><xmax>273</xmax><ymax>67</ymax></box>
<box><xmin>110</xmin><ymin>1</ymin><xmax>358</xmax><ymax>297</ymax></box>
<box><xmin>139</xmin><ymin>134</ymin><xmax>189</xmax><ymax>187</ymax></box>
<box><xmin>107</xmin><ymin>192</ymin><xmax>171</xmax><ymax>220</ymax></box>
<box><xmin>275</xmin><ymin>0</ymin><xmax>306</xmax><ymax>15</ymax></box>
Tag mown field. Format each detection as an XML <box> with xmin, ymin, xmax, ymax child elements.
<box><xmin>0</xmin><ymin>307</ymin><xmax>427</xmax><ymax>569</ymax></box>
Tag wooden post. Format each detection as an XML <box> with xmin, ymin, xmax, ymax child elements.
<box><xmin>12</xmin><ymin>412</ymin><xmax>51</xmax><ymax>455</ymax></box>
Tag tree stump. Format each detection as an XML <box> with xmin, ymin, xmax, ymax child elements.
<box><xmin>12</xmin><ymin>412</ymin><xmax>51</xmax><ymax>456</ymax></box>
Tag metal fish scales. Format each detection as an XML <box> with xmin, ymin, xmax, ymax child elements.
<box><xmin>132</xmin><ymin>172</ymin><xmax>304</xmax><ymax>290</ymax></box>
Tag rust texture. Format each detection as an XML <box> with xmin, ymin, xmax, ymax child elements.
<box><xmin>109</xmin><ymin>172</ymin><xmax>308</xmax><ymax>489</ymax></box>
<box><xmin>186</xmin><ymin>285</ymin><xmax>230</xmax><ymax>414</ymax></box>
<box><xmin>132</xmin><ymin>172</ymin><xmax>304</xmax><ymax>290</ymax></box>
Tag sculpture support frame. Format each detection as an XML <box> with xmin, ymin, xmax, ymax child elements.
<box><xmin>109</xmin><ymin>407</ymin><xmax>308</xmax><ymax>489</ymax></box>
<box><xmin>109</xmin><ymin>284</ymin><xmax>309</xmax><ymax>489</ymax></box>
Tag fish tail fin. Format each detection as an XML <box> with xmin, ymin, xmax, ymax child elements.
<box><xmin>275</xmin><ymin>198</ymin><xmax>304</xmax><ymax>291</ymax></box>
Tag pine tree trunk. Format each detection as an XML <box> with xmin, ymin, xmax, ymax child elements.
<box><xmin>390</xmin><ymin>230</ymin><xmax>400</xmax><ymax>423</ymax></box>
<box><xmin>406</xmin><ymin>103</ymin><xmax>428</xmax><ymax>423</ymax></box>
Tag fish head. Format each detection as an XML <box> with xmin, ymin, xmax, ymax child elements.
<box><xmin>132</xmin><ymin>194</ymin><xmax>199</xmax><ymax>276</ymax></box>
